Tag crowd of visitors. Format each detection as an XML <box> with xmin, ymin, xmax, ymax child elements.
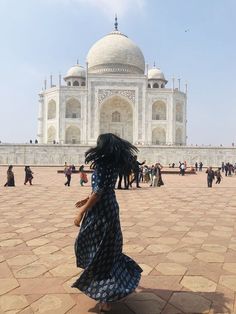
<box><xmin>2</xmin><ymin>159</ymin><xmax>236</xmax><ymax>189</ymax></box>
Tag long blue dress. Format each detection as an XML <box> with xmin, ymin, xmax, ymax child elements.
<box><xmin>72</xmin><ymin>162</ymin><xmax>142</xmax><ymax>302</ymax></box>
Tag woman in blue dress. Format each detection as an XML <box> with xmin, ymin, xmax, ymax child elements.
<box><xmin>73</xmin><ymin>133</ymin><xmax>142</xmax><ymax>313</ymax></box>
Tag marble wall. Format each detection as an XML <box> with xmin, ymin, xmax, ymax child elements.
<box><xmin>0</xmin><ymin>144</ymin><xmax>235</xmax><ymax>167</ymax></box>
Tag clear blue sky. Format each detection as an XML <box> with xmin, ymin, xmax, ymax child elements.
<box><xmin>0</xmin><ymin>0</ymin><xmax>235</xmax><ymax>145</ymax></box>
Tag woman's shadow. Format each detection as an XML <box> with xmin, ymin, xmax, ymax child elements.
<box><xmin>88</xmin><ymin>287</ymin><xmax>232</xmax><ymax>313</ymax></box>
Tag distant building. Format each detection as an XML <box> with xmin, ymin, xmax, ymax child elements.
<box><xmin>37</xmin><ymin>19</ymin><xmax>187</xmax><ymax>146</ymax></box>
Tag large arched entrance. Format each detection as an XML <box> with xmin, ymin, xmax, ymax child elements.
<box><xmin>47</xmin><ymin>126</ymin><xmax>56</xmax><ymax>143</ymax></box>
<box><xmin>100</xmin><ymin>96</ymin><xmax>133</xmax><ymax>142</ymax></box>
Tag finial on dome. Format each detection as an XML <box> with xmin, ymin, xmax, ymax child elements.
<box><xmin>114</xmin><ymin>14</ymin><xmax>118</xmax><ymax>31</ymax></box>
<box><xmin>153</xmin><ymin>61</ymin><xmax>156</xmax><ymax>67</ymax></box>
<box><xmin>76</xmin><ymin>58</ymin><xmax>79</xmax><ymax>65</ymax></box>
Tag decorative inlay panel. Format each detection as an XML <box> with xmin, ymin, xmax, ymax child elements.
<box><xmin>98</xmin><ymin>89</ymin><xmax>135</xmax><ymax>104</ymax></box>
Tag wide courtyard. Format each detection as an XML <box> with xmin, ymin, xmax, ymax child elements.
<box><xmin>0</xmin><ymin>166</ymin><xmax>236</xmax><ymax>313</ymax></box>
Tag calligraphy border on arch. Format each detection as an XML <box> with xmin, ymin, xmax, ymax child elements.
<box><xmin>98</xmin><ymin>89</ymin><xmax>135</xmax><ymax>105</ymax></box>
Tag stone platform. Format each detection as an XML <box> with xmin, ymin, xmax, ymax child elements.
<box><xmin>0</xmin><ymin>166</ymin><xmax>236</xmax><ymax>313</ymax></box>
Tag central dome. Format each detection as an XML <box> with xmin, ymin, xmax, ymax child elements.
<box><xmin>87</xmin><ymin>30</ymin><xmax>145</xmax><ymax>75</ymax></box>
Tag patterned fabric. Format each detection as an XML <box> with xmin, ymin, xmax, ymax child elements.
<box><xmin>72</xmin><ymin>162</ymin><xmax>142</xmax><ymax>302</ymax></box>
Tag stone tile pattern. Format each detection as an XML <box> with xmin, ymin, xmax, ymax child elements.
<box><xmin>0</xmin><ymin>166</ymin><xmax>236</xmax><ymax>313</ymax></box>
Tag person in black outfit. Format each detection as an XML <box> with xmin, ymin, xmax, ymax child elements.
<box><xmin>24</xmin><ymin>166</ymin><xmax>33</xmax><ymax>185</ymax></box>
<box><xmin>199</xmin><ymin>162</ymin><xmax>203</xmax><ymax>171</ymax></box>
<box><xmin>4</xmin><ymin>165</ymin><xmax>15</xmax><ymax>187</ymax></box>
<box><xmin>130</xmin><ymin>156</ymin><xmax>145</xmax><ymax>188</ymax></box>
<box><xmin>206</xmin><ymin>166</ymin><xmax>215</xmax><ymax>187</ymax></box>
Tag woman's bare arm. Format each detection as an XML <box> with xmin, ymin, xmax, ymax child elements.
<box><xmin>74</xmin><ymin>193</ymin><xmax>101</xmax><ymax>227</ymax></box>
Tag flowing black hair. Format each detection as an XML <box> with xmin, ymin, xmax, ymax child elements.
<box><xmin>85</xmin><ymin>133</ymin><xmax>138</xmax><ymax>174</ymax></box>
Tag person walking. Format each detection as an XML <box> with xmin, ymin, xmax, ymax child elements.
<box><xmin>221</xmin><ymin>162</ymin><xmax>225</xmax><ymax>173</ymax></box>
<box><xmin>64</xmin><ymin>165</ymin><xmax>72</xmax><ymax>186</ymax></box>
<box><xmin>4</xmin><ymin>165</ymin><xmax>15</xmax><ymax>187</ymax></box>
<box><xmin>73</xmin><ymin>133</ymin><xmax>142</xmax><ymax>313</ymax></box>
<box><xmin>199</xmin><ymin>161</ymin><xmax>203</xmax><ymax>171</ymax></box>
<box><xmin>225</xmin><ymin>163</ymin><xmax>229</xmax><ymax>176</ymax></box>
<box><xmin>156</xmin><ymin>163</ymin><xmax>164</xmax><ymax>186</ymax></box>
<box><xmin>215</xmin><ymin>168</ymin><xmax>222</xmax><ymax>184</ymax></box>
<box><xmin>195</xmin><ymin>162</ymin><xmax>198</xmax><ymax>172</ymax></box>
<box><xmin>78</xmin><ymin>165</ymin><xmax>88</xmax><ymax>186</ymax></box>
<box><xmin>24</xmin><ymin>166</ymin><xmax>33</xmax><ymax>185</ymax></box>
<box><xmin>206</xmin><ymin>166</ymin><xmax>215</xmax><ymax>187</ymax></box>
<box><xmin>130</xmin><ymin>155</ymin><xmax>145</xmax><ymax>188</ymax></box>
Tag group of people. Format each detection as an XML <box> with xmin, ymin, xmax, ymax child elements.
<box><xmin>64</xmin><ymin>163</ymin><xmax>88</xmax><ymax>187</ymax></box>
<box><xmin>117</xmin><ymin>158</ymin><xmax>164</xmax><ymax>189</ymax></box>
<box><xmin>206</xmin><ymin>167</ymin><xmax>222</xmax><ymax>187</ymax></box>
<box><xmin>221</xmin><ymin>162</ymin><xmax>236</xmax><ymax>176</ymax></box>
<box><xmin>3</xmin><ymin>165</ymin><xmax>33</xmax><ymax>187</ymax></box>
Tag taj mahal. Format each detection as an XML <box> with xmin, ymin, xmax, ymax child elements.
<box><xmin>37</xmin><ymin>19</ymin><xmax>187</xmax><ymax>146</ymax></box>
<box><xmin>1</xmin><ymin>20</ymin><xmax>235</xmax><ymax>166</ymax></box>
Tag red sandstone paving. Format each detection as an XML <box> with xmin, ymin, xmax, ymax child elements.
<box><xmin>0</xmin><ymin>166</ymin><xmax>236</xmax><ymax>313</ymax></box>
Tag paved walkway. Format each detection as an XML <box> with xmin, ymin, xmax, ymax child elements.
<box><xmin>0</xmin><ymin>166</ymin><xmax>236</xmax><ymax>313</ymax></box>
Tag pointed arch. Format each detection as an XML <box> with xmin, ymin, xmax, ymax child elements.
<box><xmin>175</xmin><ymin>128</ymin><xmax>183</xmax><ymax>144</ymax></box>
<box><xmin>100</xmin><ymin>95</ymin><xmax>133</xmax><ymax>142</ymax></box>
<box><xmin>47</xmin><ymin>126</ymin><xmax>56</xmax><ymax>143</ymax></box>
<box><xmin>65</xmin><ymin>98</ymin><xmax>81</xmax><ymax>119</ymax></box>
<box><xmin>47</xmin><ymin>100</ymin><xmax>56</xmax><ymax>120</ymax></box>
<box><xmin>152</xmin><ymin>127</ymin><xmax>166</xmax><ymax>145</ymax></box>
<box><xmin>112</xmin><ymin>111</ymin><xmax>121</xmax><ymax>122</ymax></box>
<box><xmin>65</xmin><ymin>126</ymin><xmax>80</xmax><ymax>144</ymax></box>
<box><xmin>176</xmin><ymin>103</ymin><xmax>183</xmax><ymax>122</ymax></box>
<box><xmin>73</xmin><ymin>81</ymin><xmax>79</xmax><ymax>86</ymax></box>
<box><xmin>152</xmin><ymin>101</ymin><xmax>166</xmax><ymax>120</ymax></box>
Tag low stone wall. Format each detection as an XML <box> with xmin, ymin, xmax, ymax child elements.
<box><xmin>0</xmin><ymin>144</ymin><xmax>235</xmax><ymax>166</ymax></box>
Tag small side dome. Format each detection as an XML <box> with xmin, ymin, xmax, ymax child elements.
<box><xmin>148</xmin><ymin>67</ymin><xmax>166</xmax><ymax>81</ymax></box>
<box><xmin>64</xmin><ymin>64</ymin><xmax>85</xmax><ymax>79</ymax></box>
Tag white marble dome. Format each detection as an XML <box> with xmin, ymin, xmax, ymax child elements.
<box><xmin>87</xmin><ymin>31</ymin><xmax>145</xmax><ymax>74</ymax></box>
<box><xmin>64</xmin><ymin>64</ymin><xmax>85</xmax><ymax>78</ymax></box>
<box><xmin>148</xmin><ymin>67</ymin><xmax>166</xmax><ymax>80</ymax></box>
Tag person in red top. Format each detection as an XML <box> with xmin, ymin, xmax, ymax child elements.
<box><xmin>79</xmin><ymin>165</ymin><xmax>88</xmax><ymax>186</ymax></box>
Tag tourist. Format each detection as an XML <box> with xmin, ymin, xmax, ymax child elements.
<box><xmin>24</xmin><ymin>166</ymin><xmax>33</xmax><ymax>185</ymax></box>
<box><xmin>221</xmin><ymin>162</ymin><xmax>225</xmax><ymax>172</ymax></box>
<box><xmin>224</xmin><ymin>163</ymin><xmax>229</xmax><ymax>176</ymax></box>
<box><xmin>153</xmin><ymin>163</ymin><xmax>164</xmax><ymax>187</ymax></box>
<box><xmin>180</xmin><ymin>163</ymin><xmax>185</xmax><ymax>176</ymax></box>
<box><xmin>73</xmin><ymin>133</ymin><xmax>142</xmax><ymax>312</ymax></box>
<box><xmin>152</xmin><ymin>164</ymin><xmax>158</xmax><ymax>187</ymax></box>
<box><xmin>4</xmin><ymin>165</ymin><xmax>15</xmax><ymax>187</ymax></box>
<box><xmin>195</xmin><ymin>162</ymin><xmax>198</xmax><ymax>171</ymax></box>
<box><xmin>139</xmin><ymin>166</ymin><xmax>144</xmax><ymax>182</ymax></box>
<box><xmin>130</xmin><ymin>155</ymin><xmax>146</xmax><ymax>188</ymax></box>
<box><xmin>229</xmin><ymin>163</ymin><xmax>233</xmax><ymax>176</ymax></box>
<box><xmin>64</xmin><ymin>162</ymin><xmax>68</xmax><ymax>173</ymax></box>
<box><xmin>206</xmin><ymin>166</ymin><xmax>215</xmax><ymax>187</ymax></box>
<box><xmin>149</xmin><ymin>165</ymin><xmax>155</xmax><ymax>186</ymax></box>
<box><xmin>64</xmin><ymin>165</ymin><xmax>72</xmax><ymax>186</ymax></box>
<box><xmin>144</xmin><ymin>165</ymin><xmax>150</xmax><ymax>183</ymax></box>
<box><xmin>199</xmin><ymin>161</ymin><xmax>203</xmax><ymax>171</ymax></box>
<box><xmin>215</xmin><ymin>168</ymin><xmax>222</xmax><ymax>184</ymax></box>
<box><xmin>78</xmin><ymin>165</ymin><xmax>88</xmax><ymax>186</ymax></box>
